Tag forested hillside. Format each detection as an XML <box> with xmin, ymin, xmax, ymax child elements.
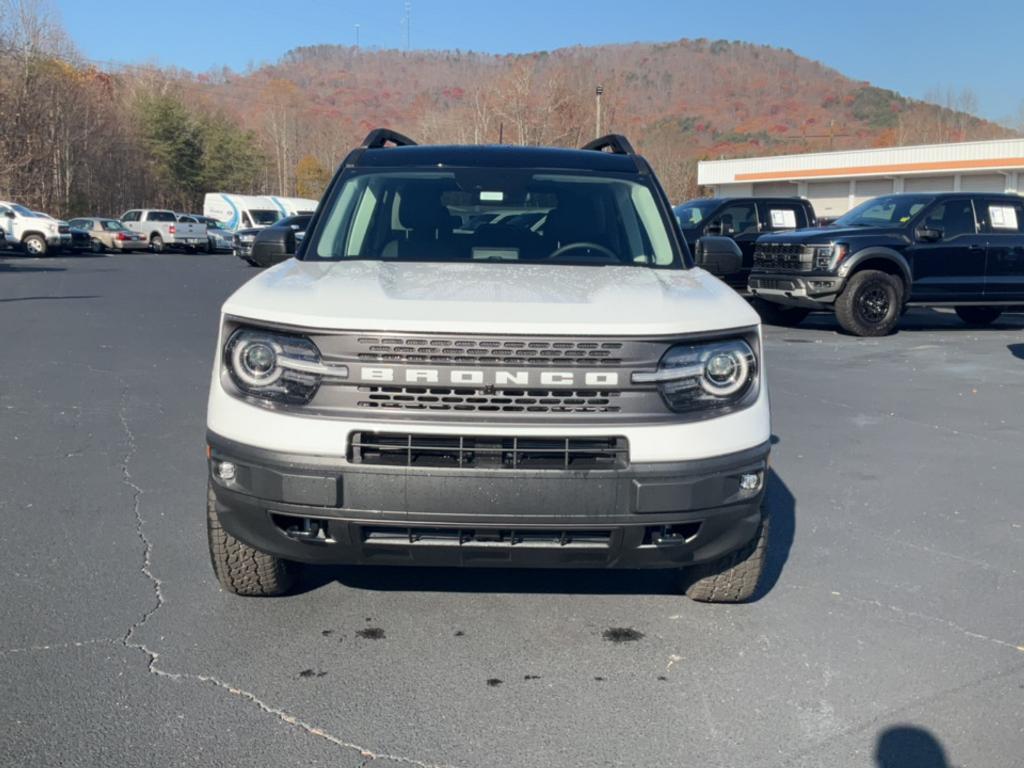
<box><xmin>0</xmin><ymin>0</ymin><xmax>1014</xmax><ymax>218</ymax></box>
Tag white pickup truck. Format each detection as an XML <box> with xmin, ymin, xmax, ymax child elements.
<box><xmin>0</xmin><ymin>200</ymin><xmax>72</xmax><ymax>256</ymax></box>
<box><xmin>120</xmin><ymin>209</ymin><xmax>207</xmax><ymax>252</ymax></box>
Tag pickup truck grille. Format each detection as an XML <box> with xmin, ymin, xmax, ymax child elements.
<box><xmin>357</xmin><ymin>386</ymin><xmax>621</xmax><ymax>414</ymax></box>
<box><xmin>349</xmin><ymin>432</ymin><xmax>629</xmax><ymax>470</ymax></box>
<box><xmin>753</xmin><ymin>243</ymin><xmax>812</xmax><ymax>271</ymax></box>
<box><xmin>354</xmin><ymin>336</ymin><xmax>624</xmax><ymax>366</ymax></box>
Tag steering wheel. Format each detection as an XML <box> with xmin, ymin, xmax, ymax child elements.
<box><xmin>547</xmin><ymin>241</ymin><xmax>618</xmax><ymax>262</ymax></box>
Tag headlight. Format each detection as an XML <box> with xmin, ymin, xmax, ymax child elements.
<box><xmin>224</xmin><ymin>328</ymin><xmax>348</xmax><ymax>405</ymax></box>
<box><xmin>812</xmin><ymin>244</ymin><xmax>847</xmax><ymax>270</ymax></box>
<box><xmin>632</xmin><ymin>338</ymin><xmax>758</xmax><ymax>414</ymax></box>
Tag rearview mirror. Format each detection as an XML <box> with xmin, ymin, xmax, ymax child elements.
<box><xmin>916</xmin><ymin>226</ymin><xmax>943</xmax><ymax>242</ymax></box>
<box><xmin>695</xmin><ymin>236</ymin><xmax>743</xmax><ymax>276</ymax></box>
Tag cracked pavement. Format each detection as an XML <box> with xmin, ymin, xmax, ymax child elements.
<box><xmin>1</xmin><ymin>252</ymin><xmax>1022</xmax><ymax>767</ymax></box>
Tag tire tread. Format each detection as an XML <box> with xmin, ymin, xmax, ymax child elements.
<box><xmin>207</xmin><ymin>486</ymin><xmax>294</xmax><ymax>596</ymax></box>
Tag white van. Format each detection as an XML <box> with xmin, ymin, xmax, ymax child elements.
<box><xmin>203</xmin><ymin>193</ymin><xmax>318</xmax><ymax>232</ymax></box>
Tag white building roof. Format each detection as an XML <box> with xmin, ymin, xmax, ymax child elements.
<box><xmin>698</xmin><ymin>138</ymin><xmax>1024</xmax><ymax>186</ymax></box>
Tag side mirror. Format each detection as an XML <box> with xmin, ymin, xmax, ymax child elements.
<box><xmin>4</xmin><ymin>211</ymin><xmax>14</xmax><ymax>219</ymax></box>
<box><xmin>695</xmin><ymin>236</ymin><xmax>743</xmax><ymax>276</ymax></box>
<box><xmin>916</xmin><ymin>226</ymin><xmax>943</xmax><ymax>243</ymax></box>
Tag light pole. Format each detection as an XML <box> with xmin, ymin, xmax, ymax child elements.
<box><xmin>355</xmin><ymin>24</ymin><xmax>360</xmax><ymax>48</ymax></box>
<box><xmin>595</xmin><ymin>85</ymin><xmax>604</xmax><ymax>138</ymax></box>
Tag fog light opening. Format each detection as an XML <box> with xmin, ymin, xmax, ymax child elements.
<box><xmin>739</xmin><ymin>472</ymin><xmax>762</xmax><ymax>492</ymax></box>
<box><xmin>216</xmin><ymin>461</ymin><xmax>236</xmax><ymax>481</ymax></box>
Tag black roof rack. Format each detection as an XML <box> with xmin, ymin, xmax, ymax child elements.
<box><xmin>581</xmin><ymin>134</ymin><xmax>636</xmax><ymax>156</ymax></box>
<box><xmin>360</xmin><ymin>128</ymin><xmax>417</xmax><ymax>149</ymax></box>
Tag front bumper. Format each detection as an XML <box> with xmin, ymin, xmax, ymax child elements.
<box><xmin>748</xmin><ymin>272</ymin><xmax>842</xmax><ymax>308</ymax></box>
<box><xmin>47</xmin><ymin>234</ymin><xmax>71</xmax><ymax>247</ymax></box>
<box><xmin>207</xmin><ymin>432</ymin><xmax>769</xmax><ymax>570</ymax></box>
<box><xmin>234</xmin><ymin>240</ymin><xmax>255</xmax><ymax>259</ymax></box>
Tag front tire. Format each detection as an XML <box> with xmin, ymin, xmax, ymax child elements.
<box><xmin>955</xmin><ymin>306</ymin><xmax>1002</xmax><ymax>326</ymax></box>
<box><xmin>91</xmin><ymin>239</ymin><xmax>104</xmax><ymax>254</ymax></box>
<box><xmin>679</xmin><ymin>512</ymin><xmax>769</xmax><ymax>603</ymax></box>
<box><xmin>23</xmin><ymin>234</ymin><xmax>47</xmax><ymax>257</ymax></box>
<box><xmin>207</xmin><ymin>484</ymin><xmax>296</xmax><ymax>596</ymax></box>
<box><xmin>834</xmin><ymin>269</ymin><xmax>903</xmax><ymax>336</ymax></box>
<box><xmin>752</xmin><ymin>298</ymin><xmax>810</xmax><ymax>327</ymax></box>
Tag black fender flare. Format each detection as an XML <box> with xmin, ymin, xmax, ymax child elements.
<box><xmin>839</xmin><ymin>247</ymin><xmax>912</xmax><ymax>289</ymax></box>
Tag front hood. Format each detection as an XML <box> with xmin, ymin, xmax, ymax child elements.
<box><xmin>759</xmin><ymin>226</ymin><xmax>903</xmax><ymax>243</ymax></box>
<box><xmin>222</xmin><ymin>260</ymin><xmax>759</xmax><ymax>336</ymax></box>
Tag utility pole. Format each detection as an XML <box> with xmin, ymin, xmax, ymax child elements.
<box><xmin>403</xmin><ymin>1</ymin><xmax>411</xmax><ymax>51</ymax></box>
<box><xmin>355</xmin><ymin>24</ymin><xmax>360</xmax><ymax>48</ymax></box>
<box><xmin>595</xmin><ymin>85</ymin><xmax>604</xmax><ymax>138</ymax></box>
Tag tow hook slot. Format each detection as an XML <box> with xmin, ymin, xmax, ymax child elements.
<box><xmin>271</xmin><ymin>513</ymin><xmax>336</xmax><ymax>544</ymax></box>
<box><xmin>646</xmin><ymin>523</ymin><xmax>701</xmax><ymax>546</ymax></box>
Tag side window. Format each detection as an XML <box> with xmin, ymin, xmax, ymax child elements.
<box><xmin>920</xmin><ymin>200</ymin><xmax>976</xmax><ymax>240</ymax></box>
<box><xmin>978</xmin><ymin>199</ymin><xmax>1024</xmax><ymax>234</ymax></box>
<box><xmin>760</xmin><ymin>203</ymin><xmax>802</xmax><ymax>231</ymax></box>
<box><xmin>708</xmin><ymin>203</ymin><xmax>757</xmax><ymax>237</ymax></box>
<box><xmin>122</xmin><ymin>211</ymin><xmax>139</xmax><ymax>222</ymax></box>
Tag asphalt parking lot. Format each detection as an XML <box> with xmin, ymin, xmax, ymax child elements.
<box><xmin>1</xmin><ymin>250</ymin><xmax>1022</xmax><ymax>768</ymax></box>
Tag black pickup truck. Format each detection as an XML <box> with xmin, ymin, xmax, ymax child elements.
<box><xmin>674</xmin><ymin>196</ymin><xmax>817</xmax><ymax>291</ymax></box>
<box><xmin>748</xmin><ymin>192</ymin><xmax>1024</xmax><ymax>335</ymax></box>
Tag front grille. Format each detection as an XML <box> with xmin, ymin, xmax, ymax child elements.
<box><xmin>353</xmin><ymin>336</ymin><xmax>624</xmax><ymax>366</ymax></box>
<box><xmin>58</xmin><ymin>225</ymin><xmax>70</xmax><ymax>234</ymax></box>
<box><xmin>350</xmin><ymin>432</ymin><xmax>629</xmax><ymax>470</ymax></box>
<box><xmin>361</xmin><ymin>526</ymin><xmax>612</xmax><ymax>549</ymax></box>
<box><xmin>754</xmin><ymin>243</ymin><xmax>812</xmax><ymax>271</ymax></box>
<box><xmin>357</xmin><ymin>386</ymin><xmax>621</xmax><ymax>414</ymax></box>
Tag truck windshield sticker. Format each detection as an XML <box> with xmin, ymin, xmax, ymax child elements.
<box><xmin>989</xmin><ymin>205</ymin><xmax>1018</xmax><ymax>230</ymax></box>
<box><xmin>480</xmin><ymin>191</ymin><xmax>504</xmax><ymax>202</ymax></box>
<box><xmin>770</xmin><ymin>209</ymin><xmax>797</xmax><ymax>229</ymax></box>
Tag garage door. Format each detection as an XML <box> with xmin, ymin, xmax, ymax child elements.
<box><xmin>903</xmin><ymin>175</ymin><xmax>955</xmax><ymax>193</ymax></box>
<box><xmin>852</xmin><ymin>179</ymin><xmax>893</xmax><ymax>205</ymax></box>
<box><xmin>960</xmin><ymin>174</ymin><xmax>1007</xmax><ymax>193</ymax></box>
<box><xmin>752</xmin><ymin>182</ymin><xmax>800</xmax><ymax>197</ymax></box>
<box><xmin>807</xmin><ymin>181</ymin><xmax>851</xmax><ymax>217</ymax></box>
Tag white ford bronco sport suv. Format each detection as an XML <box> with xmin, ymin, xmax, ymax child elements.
<box><xmin>206</xmin><ymin>130</ymin><xmax>771</xmax><ymax>602</ymax></box>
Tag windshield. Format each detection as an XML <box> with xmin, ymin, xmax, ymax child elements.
<box><xmin>311</xmin><ymin>170</ymin><xmax>680</xmax><ymax>267</ymax></box>
<box><xmin>10</xmin><ymin>203</ymin><xmax>39</xmax><ymax>217</ymax></box>
<box><xmin>833</xmin><ymin>194</ymin><xmax>933</xmax><ymax>228</ymax></box>
<box><xmin>250</xmin><ymin>209</ymin><xmax>280</xmax><ymax>226</ymax></box>
<box><xmin>674</xmin><ymin>199</ymin><xmax>721</xmax><ymax>230</ymax></box>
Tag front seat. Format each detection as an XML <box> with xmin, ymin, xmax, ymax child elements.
<box><xmin>382</xmin><ymin>187</ymin><xmax>453</xmax><ymax>260</ymax></box>
<box><xmin>543</xmin><ymin>194</ymin><xmax>615</xmax><ymax>259</ymax></box>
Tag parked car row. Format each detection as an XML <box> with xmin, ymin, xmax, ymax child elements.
<box><xmin>677</xmin><ymin>192</ymin><xmax>1024</xmax><ymax>336</ymax></box>
<box><xmin>1</xmin><ymin>194</ymin><xmax>317</xmax><ymax>258</ymax></box>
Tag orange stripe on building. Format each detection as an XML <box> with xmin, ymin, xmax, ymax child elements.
<box><xmin>734</xmin><ymin>157</ymin><xmax>1024</xmax><ymax>182</ymax></box>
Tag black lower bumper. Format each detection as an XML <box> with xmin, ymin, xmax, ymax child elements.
<box><xmin>207</xmin><ymin>432</ymin><xmax>769</xmax><ymax>570</ymax></box>
<box><xmin>749</xmin><ymin>272</ymin><xmax>842</xmax><ymax>308</ymax></box>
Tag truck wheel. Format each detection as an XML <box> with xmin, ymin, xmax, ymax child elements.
<box><xmin>150</xmin><ymin>234</ymin><xmax>164</xmax><ymax>253</ymax></box>
<box><xmin>834</xmin><ymin>270</ymin><xmax>903</xmax><ymax>336</ymax></box>
<box><xmin>207</xmin><ymin>484</ymin><xmax>296</xmax><ymax>597</ymax></box>
<box><xmin>954</xmin><ymin>306</ymin><xmax>1002</xmax><ymax>326</ymax></box>
<box><xmin>23</xmin><ymin>234</ymin><xmax>47</xmax><ymax>257</ymax></box>
<box><xmin>679</xmin><ymin>512</ymin><xmax>769</xmax><ymax>603</ymax></box>
<box><xmin>751</xmin><ymin>298</ymin><xmax>810</xmax><ymax>327</ymax></box>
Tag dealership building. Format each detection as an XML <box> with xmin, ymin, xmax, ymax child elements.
<box><xmin>697</xmin><ymin>137</ymin><xmax>1024</xmax><ymax>218</ymax></box>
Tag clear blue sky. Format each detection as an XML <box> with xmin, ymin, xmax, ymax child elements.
<box><xmin>54</xmin><ymin>0</ymin><xmax>1024</xmax><ymax>123</ymax></box>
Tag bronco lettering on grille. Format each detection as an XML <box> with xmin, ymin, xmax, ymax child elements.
<box><xmin>359</xmin><ymin>366</ymin><xmax>620</xmax><ymax>388</ymax></box>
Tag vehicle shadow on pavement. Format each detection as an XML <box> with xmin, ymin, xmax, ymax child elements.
<box><xmin>874</xmin><ymin>724</ymin><xmax>951</xmax><ymax>768</ymax></box>
<box><xmin>782</xmin><ymin>308</ymin><xmax>1024</xmax><ymax>335</ymax></box>
<box><xmin>297</xmin><ymin>468</ymin><xmax>796</xmax><ymax>601</ymax></box>
<box><xmin>0</xmin><ymin>294</ymin><xmax>99</xmax><ymax>303</ymax></box>
<box><xmin>0</xmin><ymin>262</ymin><xmax>66</xmax><ymax>273</ymax></box>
